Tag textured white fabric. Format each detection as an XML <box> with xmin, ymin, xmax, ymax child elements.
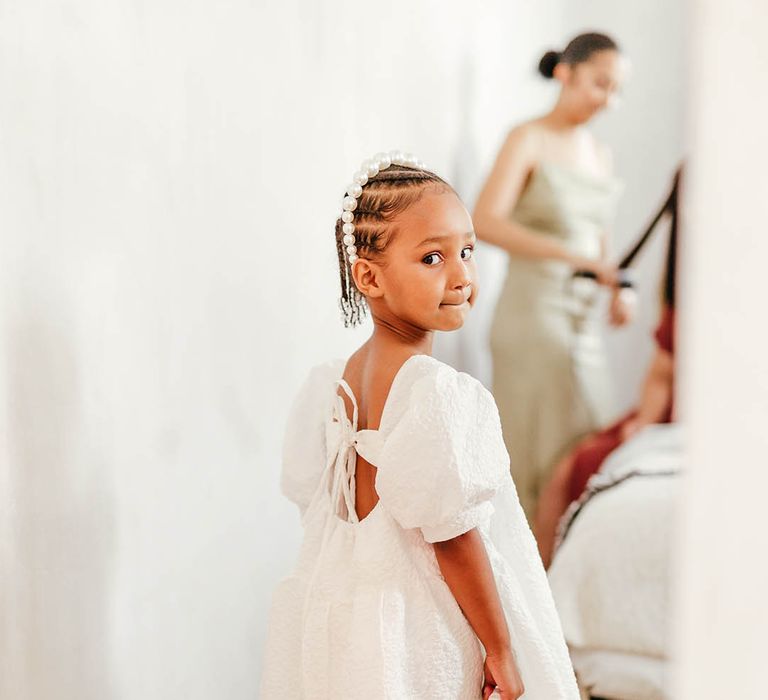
<box><xmin>261</xmin><ymin>354</ymin><xmax>579</xmax><ymax>699</ymax></box>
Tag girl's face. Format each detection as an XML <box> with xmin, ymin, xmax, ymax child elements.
<box><xmin>354</xmin><ymin>188</ymin><xmax>478</xmax><ymax>333</ymax></box>
<box><xmin>559</xmin><ymin>49</ymin><xmax>626</xmax><ymax>121</ymax></box>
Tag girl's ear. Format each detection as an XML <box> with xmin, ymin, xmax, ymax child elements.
<box><xmin>352</xmin><ymin>258</ymin><xmax>384</xmax><ymax>299</ymax></box>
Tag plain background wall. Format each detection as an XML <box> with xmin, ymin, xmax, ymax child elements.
<box><xmin>674</xmin><ymin>1</ymin><xmax>768</xmax><ymax>697</ymax></box>
<box><xmin>0</xmin><ymin>2</ymin><xmax>686</xmax><ymax>698</ymax></box>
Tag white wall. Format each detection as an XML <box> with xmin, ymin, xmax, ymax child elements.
<box><xmin>0</xmin><ymin>2</ymin><xmax>568</xmax><ymax>697</ymax></box>
<box><xmin>674</xmin><ymin>1</ymin><xmax>768</xmax><ymax>698</ymax></box>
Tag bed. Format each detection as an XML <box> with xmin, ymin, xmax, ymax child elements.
<box><xmin>547</xmin><ymin>424</ymin><xmax>683</xmax><ymax>700</ymax></box>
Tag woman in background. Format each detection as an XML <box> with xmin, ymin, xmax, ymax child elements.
<box><xmin>474</xmin><ymin>32</ymin><xmax>633</xmax><ymax>521</ymax></box>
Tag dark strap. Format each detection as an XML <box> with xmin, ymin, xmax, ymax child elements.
<box><xmin>618</xmin><ymin>168</ymin><xmax>681</xmax><ymax>269</ymax></box>
<box><xmin>573</xmin><ymin>166</ymin><xmax>682</xmax><ymax>287</ymax></box>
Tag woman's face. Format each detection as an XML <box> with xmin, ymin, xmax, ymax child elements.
<box><xmin>354</xmin><ymin>188</ymin><xmax>478</xmax><ymax>333</ymax></box>
<box><xmin>560</xmin><ymin>49</ymin><xmax>627</xmax><ymax>121</ymax></box>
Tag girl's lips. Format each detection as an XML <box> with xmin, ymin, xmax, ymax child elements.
<box><xmin>441</xmin><ymin>285</ymin><xmax>472</xmax><ymax>306</ymax></box>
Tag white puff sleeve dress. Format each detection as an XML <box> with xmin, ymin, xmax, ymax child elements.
<box><xmin>260</xmin><ymin>354</ymin><xmax>579</xmax><ymax>699</ymax></box>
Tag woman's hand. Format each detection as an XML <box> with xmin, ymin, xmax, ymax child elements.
<box><xmin>609</xmin><ymin>287</ymin><xmax>637</xmax><ymax>326</ymax></box>
<box><xmin>483</xmin><ymin>649</ymin><xmax>525</xmax><ymax>699</ymax></box>
<box><xmin>573</xmin><ymin>257</ymin><xmax>619</xmax><ymax>287</ymax></box>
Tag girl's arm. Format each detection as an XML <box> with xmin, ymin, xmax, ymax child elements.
<box><xmin>433</xmin><ymin>529</ymin><xmax>525</xmax><ymax>698</ymax></box>
<box><xmin>433</xmin><ymin>528</ymin><xmax>510</xmax><ymax>654</ymax></box>
<box><xmin>473</xmin><ymin>128</ymin><xmax>616</xmax><ymax>284</ymax></box>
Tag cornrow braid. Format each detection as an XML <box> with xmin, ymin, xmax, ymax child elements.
<box><xmin>335</xmin><ymin>163</ymin><xmax>452</xmax><ymax>328</ymax></box>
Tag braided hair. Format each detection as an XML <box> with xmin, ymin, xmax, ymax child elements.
<box><xmin>335</xmin><ymin>164</ymin><xmax>452</xmax><ymax>328</ymax></box>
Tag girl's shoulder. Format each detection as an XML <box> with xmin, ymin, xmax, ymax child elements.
<box><xmin>393</xmin><ymin>353</ymin><xmax>486</xmax><ymax>393</ymax></box>
<box><xmin>284</xmin><ymin>358</ymin><xmax>345</xmax><ymax>431</ymax></box>
<box><xmin>375</xmin><ymin>356</ymin><xmax>510</xmax><ymax>542</ymax></box>
<box><xmin>378</xmin><ymin>354</ymin><xmax>498</xmax><ymax>436</ymax></box>
<box><xmin>287</xmin><ymin>353</ymin><xmax>497</xmax><ymax>434</ymax></box>
<box><xmin>294</xmin><ymin>357</ymin><xmax>345</xmax><ymax>395</ymax></box>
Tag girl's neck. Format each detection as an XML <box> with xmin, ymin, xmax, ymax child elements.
<box><xmin>368</xmin><ymin>317</ymin><xmax>434</xmax><ymax>360</ymax></box>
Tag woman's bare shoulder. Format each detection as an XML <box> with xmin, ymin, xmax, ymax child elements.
<box><xmin>504</xmin><ymin>119</ymin><xmax>544</xmax><ymax>145</ymax></box>
<box><xmin>496</xmin><ymin>121</ymin><xmax>546</xmax><ymax>166</ymax></box>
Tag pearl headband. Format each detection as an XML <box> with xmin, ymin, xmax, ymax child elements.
<box><xmin>340</xmin><ymin>150</ymin><xmax>426</xmax><ymax>265</ymax></box>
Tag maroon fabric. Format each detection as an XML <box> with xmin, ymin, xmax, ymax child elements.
<box><xmin>566</xmin><ymin>305</ymin><xmax>676</xmax><ymax>502</ymax></box>
<box><xmin>655</xmin><ymin>304</ymin><xmax>676</xmax><ymax>420</ymax></box>
<box><xmin>566</xmin><ymin>411</ymin><xmax>636</xmax><ymax>502</ymax></box>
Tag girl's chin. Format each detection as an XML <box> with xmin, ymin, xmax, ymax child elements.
<box><xmin>435</xmin><ymin>302</ymin><xmax>471</xmax><ymax>329</ymax></box>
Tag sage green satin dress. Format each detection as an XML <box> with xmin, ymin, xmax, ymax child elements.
<box><xmin>490</xmin><ymin>162</ymin><xmax>623</xmax><ymax>521</ymax></box>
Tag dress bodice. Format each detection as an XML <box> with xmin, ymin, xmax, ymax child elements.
<box><xmin>512</xmin><ymin>161</ymin><xmax>623</xmax><ymax>260</ymax></box>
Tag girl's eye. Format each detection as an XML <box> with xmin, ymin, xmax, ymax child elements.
<box><xmin>461</xmin><ymin>246</ymin><xmax>474</xmax><ymax>260</ymax></box>
<box><xmin>422</xmin><ymin>253</ymin><xmax>443</xmax><ymax>266</ymax></box>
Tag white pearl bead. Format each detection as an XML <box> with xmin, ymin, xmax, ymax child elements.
<box><xmin>347</xmin><ymin>183</ymin><xmax>362</xmax><ymax>198</ymax></box>
<box><xmin>341</xmin><ymin>210</ymin><xmax>354</xmax><ymax>223</ymax></box>
<box><xmin>366</xmin><ymin>162</ymin><xmax>379</xmax><ymax>177</ymax></box>
<box><xmin>342</xmin><ymin>196</ymin><xmax>357</xmax><ymax>211</ymax></box>
<box><xmin>346</xmin><ymin>244</ymin><xmax>357</xmax><ymax>255</ymax></box>
<box><xmin>389</xmin><ymin>149</ymin><xmax>402</xmax><ymax>162</ymax></box>
<box><xmin>343</xmin><ymin>233</ymin><xmax>355</xmax><ymax>245</ymax></box>
<box><xmin>342</xmin><ymin>222</ymin><xmax>355</xmax><ymax>235</ymax></box>
<box><xmin>348</xmin><ymin>254</ymin><xmax>358</xmax><ymax>263</ymax></box>
<box><xmin>353</xmin><ymin>171</ymin><xmax>368</xmax><ymax>186</ymax></box>
<box><xmin>374</xmin><ymin>152</ymin><xmax>391</xmax><ymax>168</ymax></box>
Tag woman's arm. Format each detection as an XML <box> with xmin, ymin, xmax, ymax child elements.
<box><xmin>473</xmin><ymin>127</ymin><xmax>566</xmax><ymax>260</ymax></box>
<box><xmin>635</xmin><ymin>348</ymin><xmax>674</xmax><ymax>425</ymax></box>
<box><xmin>621</xmin><ymin>347</ymin><xmax>674</xmax><ymax>439</ymax></box>
<box><xmin>474</xmin><ymin>127</ymin><xmax>616</xmax><ymax>284</ymax></box>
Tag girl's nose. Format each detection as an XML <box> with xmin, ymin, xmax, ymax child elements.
<box><xmin>451</xmin><ymin>265</ymin><xmax>472</xmax><ymax>290</ymax></box>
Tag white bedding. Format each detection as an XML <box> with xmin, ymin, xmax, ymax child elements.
<box><xmin>548</xmin><ymin>424</ymin><xmax>683</xmax><ymax>699</ymax></box>
<box><xmin>569</xmin><ymin>648</ymin><xmax>670</xmax><ymax>700</ymax></box>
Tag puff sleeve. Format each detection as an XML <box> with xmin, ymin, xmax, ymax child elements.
<box><xmin>375</xmin><ymin>362</ymin><xmax>510</xmax><ymax>543</ymax></box>
<box><xmin>280</xmin><ymin>360</ymin><xmax>343</xmax><ymax>515</ymax></box>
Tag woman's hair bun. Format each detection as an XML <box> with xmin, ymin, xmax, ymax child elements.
<box><xmin>538</xmin><ymin>50</ymin><xmax>562</xmax><ymax>78</ymax></box>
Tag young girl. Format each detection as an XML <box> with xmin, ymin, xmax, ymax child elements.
<box><xmin>260</xmin><ymin>152</ymin><xmax>579</xmax><ymax>699</ymax></box>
